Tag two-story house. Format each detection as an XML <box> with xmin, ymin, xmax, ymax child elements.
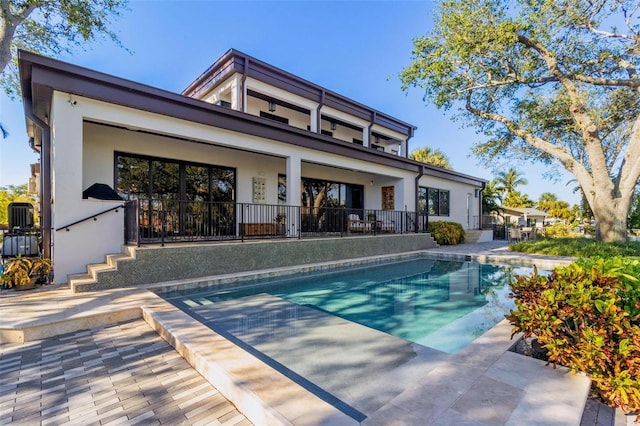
<box><xmin>18</xmin><ymin>49</ymin><xmax>486</xmax><ymax>284</ymax></box>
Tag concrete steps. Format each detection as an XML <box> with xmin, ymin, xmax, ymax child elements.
<box><xmin>465</xmin><ymin>229</ymin><xmax>494</xmax><ymax>244</ymax></box>
<box><xmin>68</xmin><ymin>246</ymin><xmax>137</xmax><ymax>292</ymax></box>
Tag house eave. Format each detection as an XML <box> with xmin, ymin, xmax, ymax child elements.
<box><xmin>18</xmin><ymin>50</ymin><xmax>484</xmax><ymax>187</ymax></box>
<box><xmin>182</xmin><ymin>49</ymin><xmax>418</xmax><ymax>136</ymax></box>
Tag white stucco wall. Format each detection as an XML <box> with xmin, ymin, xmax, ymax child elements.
<box><xmin>49</xmin><ymin>91</ymin><xmax>480</xmax><ymax>283</ymax></box>
<box><xmin>419</xmin><ymin>175</ymin><xmax>481</xmax><ymax>229</ymax></box>
<box><xmin>50</xmin><ymin>93</ymin><xmax>125</xmax><ymax>284</ymax></box>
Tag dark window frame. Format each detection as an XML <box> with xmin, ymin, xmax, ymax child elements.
<box><xmin>114</xmin><ymin>151</ymin><xmax>236</xmax><ymax>203</ymax></box>
<box><xmin>419</xmin><ymin>186</ymin><xmax>450</xmax><ymax>216</ymax></box>
<box><xmin>278</xmin><ymin>173</ymin><xmax>364</xmax><ymax>210</ymax></box>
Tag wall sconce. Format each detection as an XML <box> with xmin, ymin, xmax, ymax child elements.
<box><xmin>330</xmin><ymin>121</ymin><xmax>337</xmax><ymax>131</ymax></box>
<box><xmin>375</xmin><ymin>135</ymin><xmax>380</xmax><ymax>144</ymax></box>
<box><xmin>370</xmin><ymin>180</ymin><xmax>374</xmax><ymax>186</ymax></box>
<box><xmin>268</xmin><ymin>101</ymin><xmax>276</xmax><ymax>112</ymax></box>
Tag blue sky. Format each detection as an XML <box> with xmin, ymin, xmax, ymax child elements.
<box><xmin>0</xmin><ymin>0</ymin><xmax>580</xmax><ymax>204</ymax></box>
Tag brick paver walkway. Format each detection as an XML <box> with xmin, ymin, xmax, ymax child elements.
<box><xmin>0</xmin><ymin>319</ymin><xmax>251</xmax><ymax>425</ymax></box>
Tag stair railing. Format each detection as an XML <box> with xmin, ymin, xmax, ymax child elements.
<box><xmin>55</xmin><ymin>205</ymin><xmax>125</xmax><ymax>232</ymax></box>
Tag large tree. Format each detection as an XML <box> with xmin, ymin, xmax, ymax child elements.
<box><xmin>1</xmin><ymin>0</ymin><xmax>128</xmax><ymax>99</ymax></box>
<box><xmin>401</xmin><ymin>0</ymin><xmax>640</xmax><ymax>242</ymax></box>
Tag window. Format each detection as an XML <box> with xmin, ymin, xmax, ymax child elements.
<box><xmin>352</xmin><ymin>138</ymin><xmax>363</xmax><ymax>145</ymax></box>
<box><xmin>278</xmin><ymin>174</ymin><xmax>287</xmax><ymax>205</ymax></box>
<box><xmin>320</xmin><ymin>130</ymin><xmax>333</xmax><ymax>137</ymax></box>
<box><xmin>115</xmin><ymin>152</ymin><xmax>236</xmax><ymax>238</ymax></box>
<box><xmin>116</xmin><ymin>153</ymin><xmax>235</xmax><ymax>202</ymax></box>
<box><xmin>418</xmin><ymin>187</ymin><xmax>427</xmax><ymax>213</ymax></box>
<box><xmin>439</xmin><ymin>190</ymin><xmax>450</xmax><ymax>215</ymax></box>
<box><xmin>419</xmin><ymin>186</ymin><xmax>449</xmax><ymax>216</ymax></box>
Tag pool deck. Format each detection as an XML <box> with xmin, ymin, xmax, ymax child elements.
<box><xmin>0</xmin><ymin>241</ymin><xmax>636</xmax><ymax>425</ymax></box>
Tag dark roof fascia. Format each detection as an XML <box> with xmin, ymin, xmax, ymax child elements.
<box><xmin>419</xmin><ymin>164</ymin><xmax>486</xmax><ymax>187</ymax></box>
<box><xmin>18</xmin><ymin>50</ymin><xmax>484</xmax><ymax>187</ymax></box>
<box><xmin>183</xmin><ymin>49</ymin><xmax>417</xmax><ymax>136</ymax></box>
<box><xmin>182</xmin><ymin>53</ymin><xmax>244</xmax><ymax>101</ymax></box>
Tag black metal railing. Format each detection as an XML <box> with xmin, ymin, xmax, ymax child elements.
<box><xmin>55</xmin><ymin>204</ymin><xmax>125</xmax><ymax>232</ymax></box>
<box><xmin>123</xmin><ymin>199</ymin><xmax>432</xmax><ymax>245</ymax></box>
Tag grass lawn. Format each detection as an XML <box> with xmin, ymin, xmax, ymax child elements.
<box><xmin>509</xmin><ymin>237</ymin><xmax>640</xmax><ymax>258</ymax></box>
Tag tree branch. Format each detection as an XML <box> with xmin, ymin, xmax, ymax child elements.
<box><xmin>516</xmin><ymin>33</ymin><xmax>612</xmax><ymax>192</ymax></box>
<box><xmin>465</xmin><ymin>93</ymin><xmax>595</xmax><ymax>196</ymax></box>
<box><xmin>572</xmin><ymin>74</ymin><xmax>640</xmax><ymax>88</ymax></box>
<box><xmin>578</xmin><ymin>25</ymin><xmax>637</xmax><ymax>41</ymax></box>
<box><xmin>0</xmin><ymin>1</ymin><xmax>37</xmax><ymax>73</ymax></box>
<box><xmin>461</xmin><ymin>75</ymin><xmax>557</xmax><ymax>92</ymax></box>
<box><xmin>617</xmin><ymin>115</ymin><xmax>640</xmax><ymax>199</ymax></box>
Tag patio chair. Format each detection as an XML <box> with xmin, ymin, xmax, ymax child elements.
<box><xmin>378</xmin><ymin>219</ymin><xmax>396</xmax><ymax>232</ymax></box>
<box><xmin>508</xmin><ymin>227</ymin><xmax>521</xmax><ymax>242</ymax></box>
<box><xmin>347</xmin><ymin>214</ymin><xmax>371</xmax><ymax>232</ymax></box>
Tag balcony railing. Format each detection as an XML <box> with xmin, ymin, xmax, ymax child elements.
<box><xmin>124</xmin><ymin>199</ymin><xmax>430</xmax><ymax>245</ymax></box>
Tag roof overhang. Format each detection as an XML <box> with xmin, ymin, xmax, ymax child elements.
<box><xmin>18</xmin><ymin>50</ymin><xmax>485</xmax><ymax>187</ymax></box>
<box><xmin>182</xmin><ymin>49</ymin><xmax>418</xmax><ymax>137</ymax></box>
<box><xmin>499</xmin><ymin>206</ymin><xmax>549</xmax><ymax>217</ymax></box>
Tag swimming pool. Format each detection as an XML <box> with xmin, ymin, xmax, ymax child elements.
<box><xmin>164</xmin><ymin>257</ymin><xmax>530</xmax><ymax>354</ymax></box>
<box><xmin>161</xmin><ymin>256</ymin><xmax>535</xmax><ymax>420</ymax></box>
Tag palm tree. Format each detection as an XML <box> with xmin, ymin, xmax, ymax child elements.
<box><xmin>494</xmin><ymin>168</ymin><xmax>528</xmax><ymax>199</ymax></box>
<box><xmin>537</xmin><ymin>192</ymin><xmax>558</xmax><ymax>212</ymax></box>
<box><xmin>482</xmin><ymin>180</ymin><xmax>502</xmax><ymax>214</ymax></box>
<box><xmin>409</xmin><ymin>147</ymin><xmax>452</xmax><ymax>170</ymax></box>
<box><xmin>503</xmin><ymin>190</ymin><xmax>534</xmax><ymax>208</ymax></box>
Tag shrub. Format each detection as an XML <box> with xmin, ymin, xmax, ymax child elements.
<box><xmin>543</xmin><ymin>223</ymin><xmax>576</xmax><ymax>238</ymax></box>
<box><xmin>427</xmin><ymin>221</ymin><xmax>465</xmax><ymax>245</ymax></box>
<box><xmin>507</xmin><ymin>257</ymin><xmax>640</xmax><ymax>414</ymax></box>
<box><xmin>510</xmin><ymin>238</ymin><xmax>640</xmax><ymax>258</ymax></box>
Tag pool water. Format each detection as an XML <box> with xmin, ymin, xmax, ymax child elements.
<box><xmin>165</xmin><ymin>257</ymin><xmax>530</xmax><ymax>354</ymax></box>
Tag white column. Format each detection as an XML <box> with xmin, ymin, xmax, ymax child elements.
<box><xmin>286</xmin><ymin>154</ymin><xmax>302</xmax><ymax>236</ymax></box>
<box><xmin>231</xmin><ymin>75</ymin><xmax>243</xmax><ymax>111</ymax></box>
<box><xmin>310</xmin><ymin>106</ymin><xmax>319</xmax><ymax>133</ymax></box>
<box><xmin>363</xmin><ymin>128</ymin><xmax>370</xmax><ymax>147</ymax></box>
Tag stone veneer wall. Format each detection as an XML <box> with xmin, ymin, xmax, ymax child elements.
<box><xmin>84</xmin><ymin>234</ymin><xmax>437</xmax><ymax>291</ymax></box>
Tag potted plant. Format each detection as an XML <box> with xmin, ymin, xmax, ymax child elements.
<box><xmin>1</xmin><ymin>256</ymin><xmax>53</xmax><ymax>290</ymax></box>
<box><xmin>273</xmin><ymin>213</ymin><xmax>286</xmax><ymax>235</ymax></box>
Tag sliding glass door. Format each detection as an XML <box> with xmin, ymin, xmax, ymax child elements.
<box><xmin>116</xmin><ymin>152</ymin><xmax>235</xmax><ymax>240</ymax></box>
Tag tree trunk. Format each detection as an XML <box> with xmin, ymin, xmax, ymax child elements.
<box><xmin>591</xmin><ymin>197</ymin><xmax>629</xmax><ymax>243</ymax></box>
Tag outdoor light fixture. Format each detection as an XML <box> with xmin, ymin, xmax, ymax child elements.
<box><xmin>268</xmin><ymin>101</ymin><xmax>276</xmax><ymax>112</ymax></box>
<box><xmin>331</xmin><ymin>121</ymin><xmax>337</xmax><ymax>131</ymax></box>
